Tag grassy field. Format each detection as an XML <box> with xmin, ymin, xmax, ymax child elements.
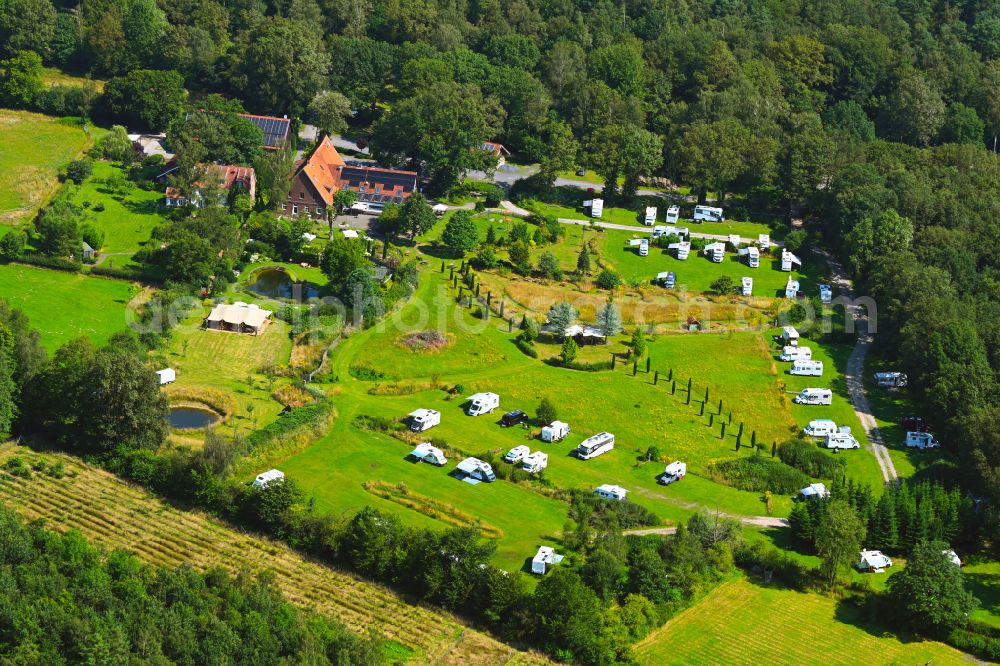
<box><xmin>0</xmin><ymin>110</ymin><xmax>92</xmax><ymax>225</ymax></box>
<box><xmin>0</xmin><ymin>263</ymin><xmax>135</xmax><ymax>350</ymax></box>
<box><xmin>634</xmin><ymin>577</ymin><xmax>969</xmax><ymax>665</ymax></box>
<box><xmin>41</xmin><ymin>67</ymin><xmax>106</xmax><ymax>91</ymax></box>
<box><xmin>69</xmin><ymin>161</ymin><xmax>164</xmax><ymax>256</ymax></box>
<box><xmin>0</xmin><ymin>446</ymin><xmax>552</xmax><ymax>666</ymax></box>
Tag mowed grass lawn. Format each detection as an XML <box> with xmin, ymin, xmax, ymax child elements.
<box><xmin>634</xmin><ymin>577</ymin><xmax>969</xmax><ymax>666</ymax></box>
<box><xmin>0</xmin><ymin>111</ymin><xmax>91</xmax><ymax>225</ymax></box>
<box><xmin>0</xmin><ymin>263</ymin><xmax>135</xmax><ymax>350</ymax></box>
<box><xmin>69</xmin><ymin>161</ymin><xmax>164</xmax><ymax>256</ymax></box>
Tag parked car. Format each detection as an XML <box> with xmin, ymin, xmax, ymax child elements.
<box><xmin>501</xmin><ymin>409</ymin><xmax>527</xmax><ymax>427</ymax></box>
<box><xmin>576</xmin><ymin>167</ymin><xmax>586</xmax><ymax>176</ymax></box>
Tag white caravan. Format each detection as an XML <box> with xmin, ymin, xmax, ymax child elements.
<box><xmin>644</xmin><ymin>206</ymin><xmax>657</xmax><ymax>225</ymax></box>
<box><xmin>521</xmin><ymin>451</ymin><xmax>549</xmax><ymax>474</ymax></box>
<box><xmin>790</xmin><ymin>360</ymin><xmax>824</xmax><ymax>376</ymax></box>
<box><xmin>503</xmin><ymin>445</ymin><xmax>531</xmax><ymax>464</ymax></box>
<box><xmin>594</xmin><ymin>484</ymin><xmax>628</xmax><ymax>501</ymax></box>
<box><xmin>575</xmin><ymin>432</ymin><xmax>615</xmax><ymax>459</ymax></box>
<box><xmin>739</xmin><ymin>246</ymin><xmax>760</xmax><ymax>267</ymax></box>
<box><xmin>668</xmin><ymin>241</ymin><xmax>690</xmax><ymax>260</ymax></box>
<box><xmin>531</xmin><ymin>546</ymin><xmax>564</xmax><ymax>574</ymax></box>
<box><xmin>819</xmin><ymin>283</ymin><xmax>833</xmax><ymax>303</ymax></box>
<box><xmin>660</xmin><ymin>461</ymin><xmax>687</xmax><ymax>485</ymax></box>
<box><xmin>741</xmin><ymin>277</ymin><xmax>753</xmax><ymax>296</ymax></box>
<box><xmin>826</xmin><ymin>432</ymin><xmax>860</xmax><ymax>450</ymax></box>
<box><xmin>728</xmin><ymin>234</ymin><xmax>741</xmax><ymax>249</ymax></box>
<box><xmin>408</xmin><ymin>408</ymin><xmax>441</xmax><ymax>432</ymax></box>
<box><xmin>639</xmin><ymin>239</ymin><xmax>649</xmax><ymax>256</ymax></box>
<box><xmin>804</xmin><ymin>419</ymin><xmax>838</xmax><ymax>437</ymax></box>
<box><xmin>779</xmin><ymin>345</ymin><xmax>812</xmax><ymax>361</ymax></box>
<box><xmin>541</xmin><ymin>421</ymin><xmax>570</xmax><ymax>442</ymax></box>
<box><xmin>781</xmin><ymin>249</ymin><xmax>802</xmax><ymax>271</ymax></box>
<box><xmin>466</xmin><ymin>392</ymin><xmax>500</xmax><ymax>416</ymax></box>
<box><xmin>409</xmin><ymin>442</ymin><xmax>447</xmax><ymax>466</ymax></box>
<box><xmin>785</xmin><ymin>277</ymin><xmax>800</xmax><ymax>298</ymax></box>
<box><xmin>693</xmin><ymin>205</ymin><xmax>724</xmax><ymax>222</ymax></box>
<box><xmin>781</xmin><ymin>325</ymin><xmax>800</xmax><ymax>346</ymax></box>
<box><xmin>252</xmin><ymin>469</ymin><xmax>285</xmax><ymax>488</ymax></box>
<box><xmin>794</xmin><ymin>388</ymin><xmax>833</xmax><ymax>405</ymax></box>
<box><xmin>906</xmin><ymin>432</ymin><xmax>940</xmax><ymax>449</ymax></box>
<box><xmin>651</xmin><ymin>225</ymin><xmax>670</xmax><ymax>239</ymax></box>
<box><xmin>758</xmin><ymin>233</ymin><xmax>771</xmax><ymax>249</ymax></box>
<box><xmin>585</xmin><ymin>198</ymin><xmax>603</xmax><ymax>218</ymax></box>
<box><xmin>455</xmin><ymin>457</ymin><xmax>496</xmax><ymax>482</ymax></box>
<box><xmin>666</xmin><ymin>205</ymin><xmax>680</xmax><ymax>223</ymax></box>
<box><xmin>703</xmin><ymin>242</ymin><xmax>725</xmax><ymax>263</ymax></box>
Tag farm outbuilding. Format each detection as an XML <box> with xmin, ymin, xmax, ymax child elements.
<box><xmin>204</xmin><ymin>302</ymin><xmax>273</xmax><ymax>335</ymax></box>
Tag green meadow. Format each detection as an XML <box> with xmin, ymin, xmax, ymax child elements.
<box><xmin>69</xmin><ymin>161</ymin><xmax>164</xmax><ymax>257</ymax></box>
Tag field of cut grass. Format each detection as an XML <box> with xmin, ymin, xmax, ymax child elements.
<box><xmin>0</xmin><ymin>263</ymin><xmax>135</xmax><ymax>350</ymax></box>
<box><xmin>41</xmin><ymin>67</ymin><xmax>106</xmax><ymax>91</ymax></box>
<box><xmin>634</xmin><ymin>577</ymin><xmax>969</xmax><ymax>665</ymax></box>
<box><xmin>0</xmin><ymin>446</ymin><xmax>552</xmax><ymax>666</ymax></box>
<box><xmin>0</xmin><ymin>110</ymin><xmax>92</xmax><ymax>225</ymax></box>
<box><xmin>68</xmin><ymin>161</ymin><xmax>164</xmax><ymax>256</ymax></box>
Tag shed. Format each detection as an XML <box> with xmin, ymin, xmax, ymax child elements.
<box><xmin>857</xmin><ymin>549</ymin><xmax>893</xmax><ymax>572</ymax></box>
<box><xmin>531</xmin><ymin>546</ymin><xmax>564</xmax><ymax>575</ymax></box>
<box><xmin>81</xmin><ymin>241</ymin><xmax>96</xmax><ymax>261</ymax></box>
<box><xmin>156</xmin><ymin>368</ymin><xmax>176</xmax><ymax>385</ymax></box>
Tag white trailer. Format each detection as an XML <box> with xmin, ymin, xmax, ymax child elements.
<box><xmin>660</xmin><ymin>461</ymin><xmax>687</xmax><ymax>485</ymax></box>
<box><xmin>781</xmin><ymin>325</ymin><xmax>800</xmax><ymax>346</ymax></box>
<box><xmin>819</xmin><ymin>283</ymin><xmax>833</xmax><ymax>303</ymax></box>
<box><xmin>826</xmin><ymin>432</ymin><xmax>860</xmax><ymax>449</ymax></box>
<box><xmin>521</xmin><ymin>451</ymin><xmax>549</xmax><ymax>474</ymax></box>
<box><xmin>779</xmin><ymin>345</ymin><xmax>812</xmax><ymax>361</ymax></box>
<box><xmin>594</xmin><ymin>484</ymin><xmax>628</xmax><ymax>501</ymax></box>
<box><xmin>584</xmin><ymin>198</ymin><xmax>603</xmax><ymax>218</ymax></box>
<box><xmin>541</xmin><ymin>420</ymin><xmax>570</xmax><ymax>442</ymax></box>
<box><xmin>531</xmin><ymin>546</ymin><xmax>564</xmax><ymax>574</ymax></box>
<box><xmin>408</xmin><ymin>408</ymin><xmax>441</xmax><ymax>432</ymax></box>
<box><xmin>790</xmin><ymin>360</ymin><xmax>824</xmax><ymax>376</ymax></box>
<box><xmin>644</xmin><ymin>206</ymin><xmax>657</xmax><ymax>225</ymax></box>
<box><xmin>666</xmin><ymin>205</ymin><xmax>680</xmax><ymax>223</ymax></box>
<box><xmin>575</xmin><ymin>432</ymin><xmax>615</xmax><ymax>459</ymax></box>
<box><xmin>794</xmin><ymin>388</ymin><xmax>833</xmax><ymax>405</ymax></box>
<box><xmin>785</xmin><ymin>277</ymin><xmax>800</xmax><ymax>298</ymax></box>
<box><xmin>466</xmin><ymin>392</ymin><xmax>500</xmax><ymax>416</ymax></box>
<box><xmin>504</xmin><ymin>445</ymin><xmax>531</xmax><ymax>464</ymax></box>
<box><xmin>703</xmin><ymin>242</ymin><xmax>725</xmax><ymax>263</ymax></box>
<box><xmin>455</xmin><ymin>457</ymin><xmax>496</xmax><ymax>482</ymax></box>
<box><xmin>156</xmin><ymin>368</ymin><xmax>176</xmax><ymax>385</ymax></box>
<box><xmin>874</xmin><ymin>372</ymin><xmax>908</xmax><ymax>388</ymax></box>
<box><xmin>758</xmin><ymin>233</ymin><xmax>770</xmax><ymax>249</ymax></box>
<box><xmin>804</xmin><ymin>419</ymin><xmax>838</xmax><ymax>437</ymax></box>
<box><xmin>781</xmin><ymin>249</ymin><xmax>802</xmax><ymax>272</ymax></box>
<box><xmin>639</xmin><ymin>239</ymin><xmax>649</xmax><ymax>256</ymax></box>
<box><xmin>906</xmin><ymin>432</ymin><xmax>940</xmax><ymax>449</ymax></box>
<box><xmin>741</xmin><ymin>277</ymin><xmax>753</xmax><ymax>296</ymax></box>
<box><xmin>668</xmin><ymin>241</ymin><xmax>690</xmax><ymax>260</ymax></box>
<box><xmin>727</xmin><ymin>234</ymin><xmax>741</xmax><ymax>249</ymax></box>
<box><xmin>693</xmin><ymin>205</ymin><xmax>724</xmax><ymax>222</ymax></box>
<box><xmin>410</xmin><ymin>442</ymin><xmax>448</xmax><ymax>466</ymax></box>
<box><xmin>738</xmin><ymin>246</ymin><xmax>760</xmax><ymax>267</ymax></box>
<box><xmin>252</xmin><ymin>469</ymin><xmax>285</xmax><ymax>488</ymax></box>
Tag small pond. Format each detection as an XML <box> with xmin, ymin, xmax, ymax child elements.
<box><xmin>167</xmin><ymin>406</ymin><xmax>221</xmax><ymax>429</ymax></box>
<box><xmin>247</xmin><ymin>268</ymin><xmax>319</xmax><ymax>300</ymax></box>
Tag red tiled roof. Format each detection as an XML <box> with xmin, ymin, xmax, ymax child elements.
<box><xmin>165</xmin><ymin>163</ymin><xmax>256</xmax><ymax>201</ymax></box>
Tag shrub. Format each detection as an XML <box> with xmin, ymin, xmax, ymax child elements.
<box><xmin>476</xmin><ymin>245</ymin><xmax>499</xmax><ymax>269</ymax></box>
<box><xmin>537</xmin><ymin>397</ymin><xmax>557</xmax><ymax>424</ymax></box>
<box><xmin>515</xmin><ymin>336</ymin><xmax>539</xmax><ymax>358</ymax></box>
<box><xmin>65</xmin><ymin>159</ymin><xmax>93</xmax><ymax>184</ymax></box>
<box><xmin>778</xmin><ymin>438</ymin><xmax>846</xmax><ymax>478</ymax></box>
<box><xmin>710</xmin><ymin>275</ymin><xmax>734</xmax><ymax>295</ymax></box>
<box><xmin>349</xmin><ymin>363</ymin><xmax>387</xmax><ymax>380</ymax></box>
<box><xmin>707</xmin><ymin>455</ymin><xmax>810</xmax><ymax>493</ymax></box>
<box><xmin>596</xmin><ymin>268</ymin><xmax>622</xmax><ymax>290</ymax></box>
<box><xmin>0</xmin><ymin>229</ymin><xmax>26</xmax><ymax>259</ymax></box>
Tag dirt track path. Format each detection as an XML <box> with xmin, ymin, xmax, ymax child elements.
<box><xmin>813</xmin><ymin>249</ymin><xmax>898</xmax><ymax>484</ymax></box>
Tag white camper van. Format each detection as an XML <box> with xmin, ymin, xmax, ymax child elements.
<box><xmin>410</xmin><ymin>442</ymin><xmax>447</xmax><ymax>466</ymax></box>
<box><xmin>804</xmin><ymin>419</ymin><xmax>838</xmax><ymax>437</ymax></box>
<box><xmin>644</xmin><ymin>207</ymin><xmax>657</xmax><ymax>225</ymax></box>
<box><xmin>666</xmin><ymin>205</ymin><xmax>680</xmax><ymax>223</ymax></box>
<box><xmin>779</xmin><ymin>345</ymin><xmax>812</xmax><ymax>362</ymax></box>
<box><xmin>594</xmin><ymin>484</ymin><xmax>628</xmax><ymax>501</ymax></box>
<box><xmin>728</xmin><ymin>234</ymin><xmax>741</xmax><ymax>249</ymax></box>
<box><xmin>794</xmin><ymin>388</ymin><xmax>833</xmax><ymax>405</ymax></box>
<box><xmin>906</xmin><ymin>432</ymin><xmax>940</xmax><ymax>449</ymax></box>
<box><xmin>739</xmin><ymin>246</ymin><xmax>760</xmax><ymax>267</ymax></box>
<box><xmin>531</xmin><ymin>546</ymin><xmax>563</xmax><ymax>574</ymax></box>
<box><xmin>790</xmin><ymin>360</ymin><xmax>824</xmax><ymax>377</ymax></box>
<box><xmin>575</xmin><ymin>432</ymin><xmax>615</xmax><ymax>460</ymax></box>
<box><xmin>639</xmin><ymin>239</ymin><xmax>649</xmax><ymax>256</ymax></box>
<box><xmin>758</xmin><ymin>233</ymin><xmax>771</xmax><ymax>249</ymax></box>
<box><xmin>741</xmin><ymin>277</ymin><xmax>753</xmax><ymax>296</ymax></box>
<box><xmin>541</xmin><ymin>421</ymin><xmax>570</xmax><ymax>442</ymax></box>
<box><xmin>785</xmin><ymin>277</ymin><xmax>800</xmax><ymax>299</ymax></box>
<box><xmin>455</xmin><ymin>457</ymin><xmax>496</xmax><ymax>482</ymax></box>
<box><xmin>466</xmin><ymin>392</ymin><xmax>500</xmax><ymax>416</ymax></box>
<box><xmin>668</xmin><ymin>241</ymin><xmax>690</xmax><ymax>260</ymax></box>
<box><xmin>521</xmin><ymin>451</ymin><xmax>549</xmax><ymax>474</ymax></box>
<box><xmin>819</xmin><ymin>283</ymin><xmax>833</xmax><ymax>303</ymax></box>
<box><xmin>781</xmin><ymin>326</ymin><xmax>800</xmax><ymax>347</ymax></box>
<box><xmin>660</xmin><ymin>461</ymin><xmax>687</xmax><ymax>485</ymax></box>
<box><xmin>252</xmin><ymin>469</ymin><xmax>285</xmax><ymax>488</ymax></box>
<box><xmin>827</xmin><ymin>432</ymin><xmax>861</xmax><ymax>450</ymax></box>
<box><xmin>408</xmin><ymin>408</ymin><xmax>441</xmax><ymax>432</ymax></box>
<box><xmin>781</xmin><ymin>249</ymin><xmax>802</xmax><ymax>272</ymax></box>
<box><xmin>703</xmin><ymin>242</ymin><xmax>725</xmax><ymax>263</ymax></box>
<box><xmin>504</xmin><ymin>445</ymin><xmax>531</xmax><ymax>464</ymax></box>
<box><xmin>693</xmin><ymin>205</ymin><xmax>724</xmax><ymax>222</ymax></box>
<box><xmin>585</xmin><ymin>198</ymin><xmax>603</xmax><ymax>218</ymax></box>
